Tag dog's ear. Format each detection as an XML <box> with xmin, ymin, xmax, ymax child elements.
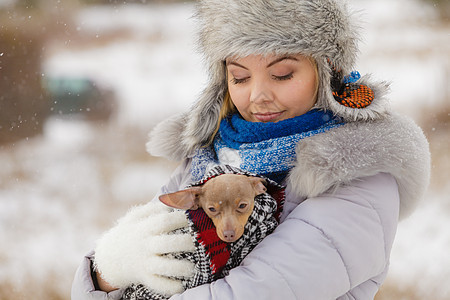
<box><xmin>159</xmin><ymin>187</ymin><xmax>203</xmax><ymax>210</ymax></box>
<box><xmin>250</xmin><ymin>177</ymin><xmax>267</xmax><ymax>195</ymax></box>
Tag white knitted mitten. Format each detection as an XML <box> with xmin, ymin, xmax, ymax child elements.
<box><xmin>94</xmin><ymin>201</ymin><xmax>195</xmax><ymax>296</ymax></box>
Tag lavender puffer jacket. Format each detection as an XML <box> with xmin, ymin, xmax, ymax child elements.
<box><xmin>72</xmin><ymin>160</ymin><xmax>398</xmax><ymax>300</ymax></box>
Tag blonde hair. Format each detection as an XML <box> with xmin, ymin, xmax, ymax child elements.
<box><xmin>207</xmin><ymin>56</ymin><xmax>319</xmax><ymax>146</ymax></box>
<box><xmin>207</xmin><ymin>91</ymin><xmax>236</xmax><ymax>146</ymax></box>
<box><xmin>309</xmin><ymin>57</ymin><xmax>320</xmax><ymax>102</ymax></box>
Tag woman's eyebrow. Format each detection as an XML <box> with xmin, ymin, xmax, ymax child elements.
<box><xmin>226</xmin><ymin>60</ymin><xmax>249</xmax><ymax>70</ymax></box>
<box><xmin>267</xmin><ymin>56</ymin><xmax>299</xmax><ymax>68</ymax></box>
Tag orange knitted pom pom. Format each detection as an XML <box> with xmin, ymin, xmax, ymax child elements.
<box><xmin>333</xmin><ymin>84</ymin><xmax>374</xmax><ymax>108</ymax></box>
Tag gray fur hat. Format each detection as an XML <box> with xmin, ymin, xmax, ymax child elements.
<box><xmin>148</xmin><ymin>0</ymin><xmax>390</xmax><ymax>159</ymax></box>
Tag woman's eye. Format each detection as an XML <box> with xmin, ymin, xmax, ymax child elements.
<box><xmin>273</xmin><ymin>72</ymin><xmax>294</xmax><ymax>81</ymax></box>
<box><xmin>208</xmin><ymin>207</ymin><xmax>216</xmax><ymax>212</ymax></box>
<box><xmin>231</xmin><ymin>77</ymin><xmax>249</xmax><ymax>84</ymax></box>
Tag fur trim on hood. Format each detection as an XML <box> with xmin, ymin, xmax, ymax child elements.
<box><xmin>288</xmin><ymin>113</ymin><xmax>430</xmax><ymax>219</ymax></box>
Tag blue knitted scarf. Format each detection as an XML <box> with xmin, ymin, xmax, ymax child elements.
<box><xmin>191</xmin><ymin>109</ymin><xmax>344</xmax><ymax>184</ymax></box>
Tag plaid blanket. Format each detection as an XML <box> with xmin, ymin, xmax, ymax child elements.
<box><xmin>123</xmin><ymin>165</ymin><xmax>285</xmax><ymax>300</ymax></box>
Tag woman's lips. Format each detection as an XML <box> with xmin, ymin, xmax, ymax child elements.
<box><xmin>253</xmin><ymin>112</ymin><xmax>284</xmax><ymax>122</ymax></box>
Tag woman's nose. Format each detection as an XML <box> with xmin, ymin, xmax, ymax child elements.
<box><xmin>249</xmin><ymin>80</ymin><xmax>273</xmax><ymax>104</ymax></box>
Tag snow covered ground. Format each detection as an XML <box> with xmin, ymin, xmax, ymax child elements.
<box><xmin>0</xmin><ymin>0</ymin><xmax>448</xmax><ymax>299</ymax></box>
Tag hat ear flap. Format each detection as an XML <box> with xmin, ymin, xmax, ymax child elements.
<box><xmin>183</xmin><ymin>63</ymin><xmax>227</xmax><ymax>152</ymax></box>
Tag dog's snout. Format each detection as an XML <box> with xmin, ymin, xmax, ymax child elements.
<box><xmin>223</xmin><ymin>230</ymin><xmax>236</xmax><ymax>242</ymax></box>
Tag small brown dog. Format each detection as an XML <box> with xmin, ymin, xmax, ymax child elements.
<box><xmin>159</xmin><ymin>174</ymin><xmax>267</xmax><ymax>243</ymax></box>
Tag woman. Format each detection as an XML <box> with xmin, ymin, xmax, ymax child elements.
<box><xmin>72</xmin><ymin>0</ymin><xmax>430</xmax><ymax>299</ymax></box>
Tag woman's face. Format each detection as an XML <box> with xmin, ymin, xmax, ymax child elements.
<box><xmin>226</xmin><ymin>54</ymin><xmax>318</xmax><ymax>122</ymax></box>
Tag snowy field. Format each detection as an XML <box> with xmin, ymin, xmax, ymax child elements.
<box><xmin>0</xmin><ymin>0</ymin><xmax>449</xmax><ymax>299</ymax></box>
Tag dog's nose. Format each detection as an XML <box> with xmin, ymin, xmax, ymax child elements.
<box><xmin>223</xmin><ymin>230</ymin><xmax>236</xmax><ymax>242</ymax></box>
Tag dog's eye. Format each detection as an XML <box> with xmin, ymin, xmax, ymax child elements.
<box><xmin>238</xmin><ymin>203</ymin><xmax>247</xmax><ymax>209</ymax></box>
<box><xmin>208</xmin><ymin>207</ymin><xmax>216</xmax><ymax>212</ymax></box>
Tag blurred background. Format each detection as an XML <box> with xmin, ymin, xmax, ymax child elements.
<box><xmin>0</xmin><ymin>0</ymin><xmax>448</xmax><ymax>299</ymax></box>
